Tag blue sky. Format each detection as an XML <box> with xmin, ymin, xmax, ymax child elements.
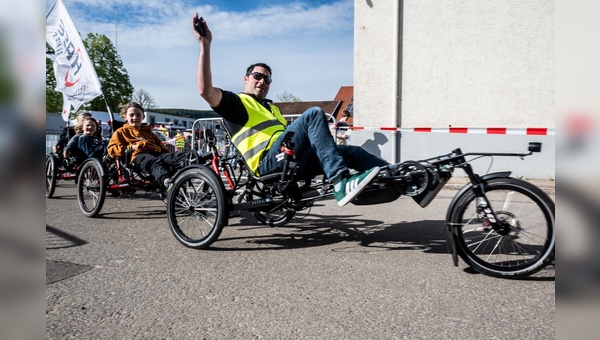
<box><xmin>45</xmin><ymin>0</ymin><xmax>354</xmax><ymax>110</ymax></box>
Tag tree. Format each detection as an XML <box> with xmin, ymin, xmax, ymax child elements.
<box><xmin>45</xmin><ymin>33</ymin><xmax>134</xmax><ymax>114</ymax></box>
<box><xmin>83</xmin><ymin>33</ymin><xmax>133</xmax><ymax>113</ymax></box>
<box><xmin>46</xmin><ymin>43</ymin><xmax>62</xmax><ymax>113</ymax></box>
<box><xmin>132</xmin><ymin>88</ymin><xmax>157</xmax><ymax>110</ymax></box>
<box><xmin>276</xmin><ymin>91</ymin><xmax>302</xmax><ymax>102</ymax></box>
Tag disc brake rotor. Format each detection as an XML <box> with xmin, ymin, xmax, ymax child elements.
<box><xmin>394</xmin><ymin>161</ymin><xmax>430</xmax><ymax>197</ymax></box>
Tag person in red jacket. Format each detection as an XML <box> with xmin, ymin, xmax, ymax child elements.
<box><xmin>107</xmin><ymin>101</ymin><xmax>187</xmax><ymax>189</ymax></box>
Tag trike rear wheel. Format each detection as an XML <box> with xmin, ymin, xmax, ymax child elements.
<box><xmin>252</xmin><ymin>208</ymin><xmax>295</xmax><ymax>228</ymax></box>
<box><xmin>449</xmin><ymin>178</ymin><xmax>555</xmax><ymax>278</ymax></box>
<box><xmin>166</xmin><ymin>167</ymin><xmax>227</xmax><ymax>249</ymax></box>
<box><xmin>77</xmin><ymin>159</ymin><xmax>107</xmax><ymax>217</ymax></box>
<box><xmin>242</xmin><ymin>182</ymin><xmax>295</xmax><ymax>227</ymax></box>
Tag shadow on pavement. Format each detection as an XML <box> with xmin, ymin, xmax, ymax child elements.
<box><xmin>211</xmin><ymin>213</ymin><xmax>449</xmax><ymax>255</ymax></box>
<box><xmin>46</xmin><ymin>225</ymin><xmax>87</xmax><ymax>250</ymax></box>
<box><xmin>95</xmin><ymin>208</ymin><xmax>167</xmax><ymax>220</ymax></box>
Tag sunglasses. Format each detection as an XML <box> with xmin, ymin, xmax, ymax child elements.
<box><xmin>248</xmin><ymin>72</ymin><xmax>272</xmax><ymax>84</ymax></box>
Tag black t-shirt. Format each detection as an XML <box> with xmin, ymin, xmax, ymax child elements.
<box><xmin>212</xmin><ymin>90</ymin><xmax>274</xmax><ymax>137</ymax></box>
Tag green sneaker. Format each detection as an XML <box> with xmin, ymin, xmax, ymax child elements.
<box><xmin>333</xmin><ymin>166</ymin><xmax>381</xmax><ymax>207</ymax></box>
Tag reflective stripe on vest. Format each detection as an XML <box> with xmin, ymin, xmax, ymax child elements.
<box><xmin>232</xmin><ymin>94</ymin><xmax>287</xmax><ymax>174</ymax></box>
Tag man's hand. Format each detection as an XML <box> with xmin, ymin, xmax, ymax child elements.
<box><xmin>192</xmin><ymin>13</ymin><xmax>211</xmax><ymax>43</ymax></box>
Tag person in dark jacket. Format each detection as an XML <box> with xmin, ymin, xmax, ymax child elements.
<box><xmin>63</xmin><ymin>116</ymin><xmax>106</xmax><ymax>162</ymax></box>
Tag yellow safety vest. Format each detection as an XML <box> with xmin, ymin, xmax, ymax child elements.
<box><xmin>175</xmin><ymin>134</ymin><xmax>185</xmax><ymax>148</ymax></box>
<box><xmin>232</xmin><ymin>93</ymin><xmax>287</xmax><ymax>175</ymax></box>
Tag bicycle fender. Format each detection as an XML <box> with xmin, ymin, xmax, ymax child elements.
<box><xmin>444</xmin><ymin>171</ymin><xmax>511</xmax><ymax>266</ymax></box>
<box><xmin>445</xmin><ymin>171</ymin><xmax>512</xmax><ymax>225</ymax></box>
<box><xmin>82</xmin><ymin>157</ymin><xmax>106</xmax><ymax>177</ymax></box>
<box><xmin>173</xmin><ymin>164</ymin><xmax>233</xmax><ymax>216</ymax></box>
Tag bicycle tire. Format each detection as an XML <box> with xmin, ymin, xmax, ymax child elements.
<box><xmin>46</xmin><ymin>154</ymin><xmax>58</xmax><ymax>198</ymax></box>
<box><xmin>252</xmin><ymin>207</ymin><xmax>296</xmax><ymax>228</ymax></box>
<box><xmin>166</xmin><ymin>167</ymin><xmax>227</xmax><ymax>249</ymax></box>
<box><xmin>449</xmin><ymin>177</ymin><xmax>554</xmax><ymax>278</ymax></box>
<box><xmin>77</xmin><ymin>159</ymin><xmax>107</xmax><ymax>217</ymax></box>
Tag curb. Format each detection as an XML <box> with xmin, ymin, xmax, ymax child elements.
<box><xmin>445</xmin><ymin>177</ymin><xmax>555</xmax><ymax>195</ymax></box>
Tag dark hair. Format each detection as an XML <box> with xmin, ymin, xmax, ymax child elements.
<box><xmin>246</xmin><ymin>63</ymin><xmax>272</xmax><ymax>76</ymax></box>
<box><xmin>119</xmin><ymin>101</ymin><xmax>144</xmax><ymax>118</ymax></box>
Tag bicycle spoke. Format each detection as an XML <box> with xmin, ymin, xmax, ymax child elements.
<box><xmin>453</xmin><ymin>179</ymin><xmax>554</xmax><ymax>277</ymax></box>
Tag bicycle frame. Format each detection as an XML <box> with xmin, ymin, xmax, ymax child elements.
<box><xmin>422</xmin><ymin>142</ymin><xmax>542</xmax><ymax>230</ymax></box>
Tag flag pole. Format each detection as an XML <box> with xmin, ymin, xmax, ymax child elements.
<box><xmin>101</xmin><ymin>94</ymin><xmax>116</xmax><ymax>132</ymax></box>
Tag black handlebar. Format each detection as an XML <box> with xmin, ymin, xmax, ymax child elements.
<box><xmin>423</xmin><ymin>142</ymin><xmax>542</xmax><ymax>167</ymax></box>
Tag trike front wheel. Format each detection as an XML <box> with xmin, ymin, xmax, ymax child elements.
<box><xmin>77</xmin><ymin>159</ymin><xmax>107</xmax><ymax>217</ymax></box>
<box><xmin>449</xmin><ymin>178</ymin><xmax>555</xmax><ymax>278</ymax></box>
<box><xmin>166</xmin><ymin>167</ymin><xmax>227</xmax><ymax>249</ymax></box>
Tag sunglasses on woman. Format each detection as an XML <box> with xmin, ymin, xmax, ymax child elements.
<box><xmin>248</xmin><ymin>72</ymin><xmax>272</xmax><ymax>84</ymax></box>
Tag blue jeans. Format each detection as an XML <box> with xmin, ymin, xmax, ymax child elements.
<box><xmin>258</xmin><ymin>107</ymin><xmax>389</xmax><ymax>180</ymax></box>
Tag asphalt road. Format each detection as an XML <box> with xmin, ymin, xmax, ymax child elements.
<box><xmin>46</xmin><ymin>181</ymin><xmax>555</xmax><ymax>339</ymax></box>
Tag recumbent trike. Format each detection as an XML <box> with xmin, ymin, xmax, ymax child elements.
<box><xmin>75</xmin><ymin>147</ymin><xmax>204</xmax><ymax>217</ymax></box>
<box><xmin>164</xmin><ymin>128</ymin><xmax>555</xmax><ymax>279</ymax></box>
<box><xmin>46</xmin><ymin>130</ymin><xmax>93</xmax><ymax>198</ymax></box>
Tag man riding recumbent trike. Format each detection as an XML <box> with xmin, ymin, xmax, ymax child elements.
<box><xmin>165</xmin><ymin>126</ymin><xmax>555</xmax><ymax>279</ymax></box>
<box><xmin>183</xmin><ymin>18</ymin><xmax>554</xmax><ymax>279</ymax></box>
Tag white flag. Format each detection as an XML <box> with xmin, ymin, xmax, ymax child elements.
<box><xmin>61</xmin><ymin>93</ymin><xmax>72</xmax><ymax>122</ymax></box>
<box><xmin>46</xmin><ymin>0</ymin><xmax>102</xmax><ymax>120</ymax></box>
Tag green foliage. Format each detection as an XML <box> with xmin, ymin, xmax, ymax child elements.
<box><xmin>83</xmin><ymin>33</ymin><xmax>133</xmax><ymax>112</ymax></box>
<box><xmin>46</xmin><ymin>43</ymin><xmax>61</xmax><ymax>112</ymax></box>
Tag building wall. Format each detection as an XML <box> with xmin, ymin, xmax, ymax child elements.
<box><xmin>144</xmin><ymin>111</ymin><xmax>196</xmax><ymax>129</ymax></box>
<box><xmin>353</xmin><ymin>0</ymin><xmax>555</xmax><ymax>179</ymax></box>
<box><xmin>400</xmin><ymin>0</ymin><xmax>554</xmax><ymax>127</ymax></box>
<box><xmin>354</xmin><ymin>0</ymin><xmax>399</xmax><ymax>129</ymax></box>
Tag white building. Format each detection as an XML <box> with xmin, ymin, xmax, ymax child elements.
<box><xmin>352</xmin><ymin>0</ymin><xmax>554</xmax><ymax>179</ymax></box>
<box><xmin>144</xmin><ymin>111</ymin><xmax>199</xmax><ymax>130</ymax></box>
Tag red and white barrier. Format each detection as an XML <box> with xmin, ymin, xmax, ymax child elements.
<box><xmin>350</xmin><ymin>126</ymin><xmax>555</xmax><ymax>136</ymax></box>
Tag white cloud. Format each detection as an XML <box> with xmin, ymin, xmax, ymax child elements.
<box><xmin>46</xmin><ymin>0</ymin><xmax>354</xmax><ymax>110</ymax></box>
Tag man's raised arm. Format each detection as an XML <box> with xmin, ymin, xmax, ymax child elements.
<box><xmin>193</xmin><ymin>14</ymin><xmax>222</xmax><ymax>107</ymax></box>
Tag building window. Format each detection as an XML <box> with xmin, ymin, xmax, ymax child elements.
<box><xmin>149</xmin><ymin>116</ymin><xmax>156</xmax><ymax>125</ymax></box>
<box><xmin>165</xmin><ymin>118</ymin><xmax>171</xmax><ymax>123</ymax></box>
<box><xmin>345</xmin><ymin>103</ymin><xmax>353</xmax><ymax>114</ymax></box>
<box><xmin>174</xmin><ymin>119</ymin><xmax>179</xmax><ymax>126</ymax></box>
<box><xmin>182</xmin><ymin>121</ymin><xmax>187</xmax><ymax>128</ymax></box>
